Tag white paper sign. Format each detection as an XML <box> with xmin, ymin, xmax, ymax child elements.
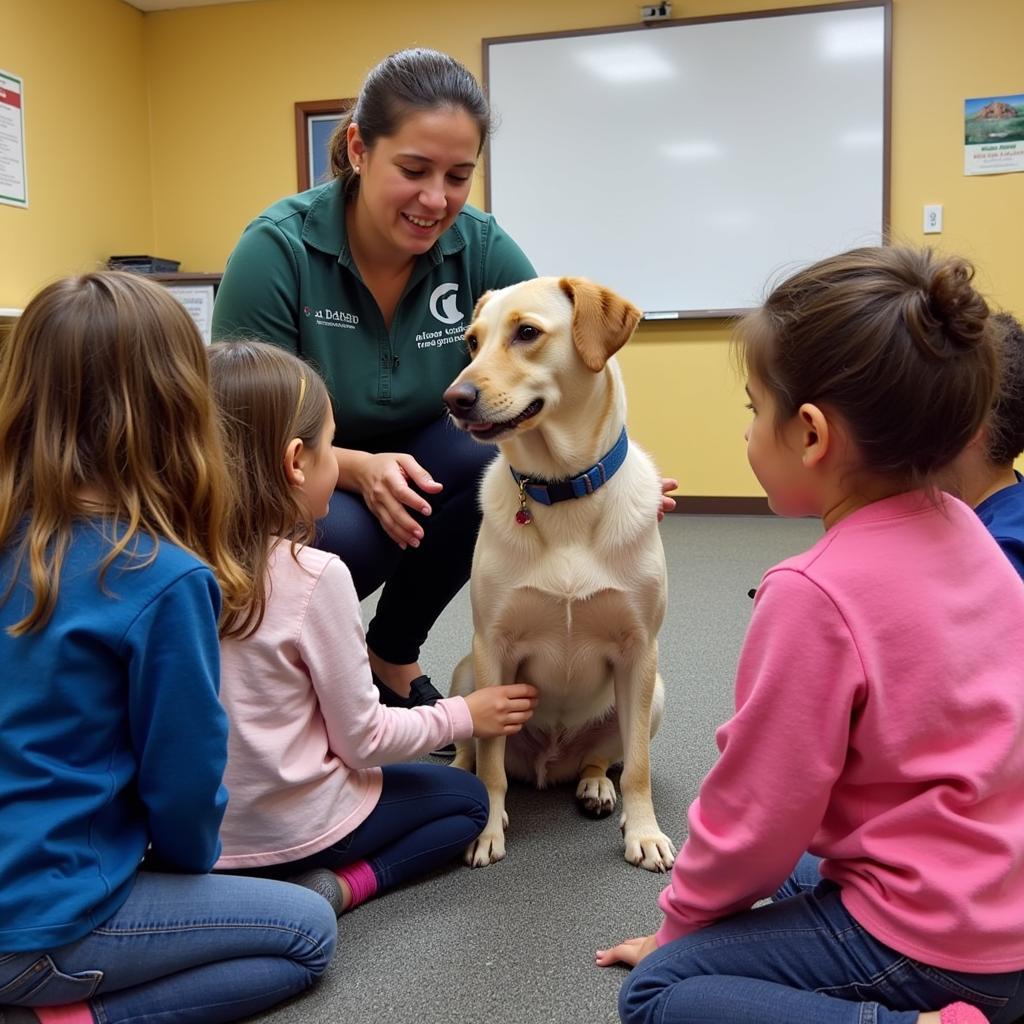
<box><xmin>0</xmin><ymin>70</ymin><xmax>27</xmax><ymax>208</ymax></box>
<box><xmin>165</xmin><ymin>284</ymin><xmax>215</xmax><ymax>344</ymax></box>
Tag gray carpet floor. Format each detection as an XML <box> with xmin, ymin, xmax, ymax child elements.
<box><xmin>247</xmin><ymin>513</ymin><xmax>822</xmax><ymax>1024</ymax></box>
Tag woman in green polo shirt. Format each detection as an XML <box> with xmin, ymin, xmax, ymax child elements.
<box><xmin>213</xmin><ymin>49</ymin><xmax>536</xmax><ymax>723</ymax></box>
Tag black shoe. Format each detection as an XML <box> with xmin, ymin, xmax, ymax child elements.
<box><xmin>372</xmin><ymin>673</ymin><xmax>415</xmax><ymax>709</ymax></box>
<box><xmin>289</xmin><ymin>867</ymin><xmax>343</xmax><ymax>915</ymax></box>
<box><xmin>408</xmin><ymin>675</ymin><xmax>444</xmax><ymax>706</ymax></box>
<box><xmin>372</xmin><ymin>673</ymin><xmax>455</xmax><ymax>756</ymax></box>
<box><xmin>410</xmin><ymin>676</ymin><xmax>456</xmax><ymax>755</ymax></box>
<box><xmin>371</xmin><ymin>672</ymin><xmax>445</xmax><ymax>708</ymax></box>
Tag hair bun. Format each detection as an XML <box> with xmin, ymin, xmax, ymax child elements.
<box><xmin>925</xmin><ymin>256</ymin><xmax>990</xmax><ymax>352</ymax></box>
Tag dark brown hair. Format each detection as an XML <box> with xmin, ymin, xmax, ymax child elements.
<box><xmin>0</xmin><ymin>271</ymin><xmax>249</xmax><ymax>635</ymax></box>
<box><xmin>208</xmin><ymin>339</ymin><xmax>331</xmax><ymax>638</ymax></box>
<box><xmin>738</xmin><ymin>246</ymin><xmax>999</xmax><ymax>484</ymax></box>
<box><xmin>985</xmin><ymin>313</ymin><xmax>1024</xmax><ymax>466</ymax></box>
<box><xmin>327</xmin><ymin>48</ymin><xmax>491</xmax><ymax>200</ymax></box>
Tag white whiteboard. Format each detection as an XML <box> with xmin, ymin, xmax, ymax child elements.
<box><xmin>485</xmin><ymin>2</ymin><xmax>890</xmax><ymax>316</ymax></box>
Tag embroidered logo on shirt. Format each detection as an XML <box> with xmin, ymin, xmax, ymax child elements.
<box><xmin>429</xmin><ymin>283</ymin><xmax>462</xmax><ymax>325</ymax></box>
<box><xmin>305</xmin><ymin>305</ymin><xmax>360</xmax><ymax>329</ymax></box>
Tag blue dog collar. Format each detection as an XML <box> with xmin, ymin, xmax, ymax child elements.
<box><xmin>509</xmin><ymin>427</ymin><xmax>629</xmax><ymax>507</ymax></box>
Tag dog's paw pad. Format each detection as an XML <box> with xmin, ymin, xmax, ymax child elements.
<box><xmin>624</xmin><ymin>832</ymin><xmax>678</xmax><ymax>873</ymax></box>
<box><xmin>576</xmin><ymin>777</ymin><xmax>617</xmax><ymax>818</ymax></box>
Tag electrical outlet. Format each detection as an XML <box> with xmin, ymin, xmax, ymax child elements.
<box><xmin>641</xmin><ymin>2</ymin><xmax>672</xmax><ymax>19</ymax></box>
<box><xmin>923</xmin><ymin>204</ymin><xmax>943</xmax><ymax>234</ymax></box>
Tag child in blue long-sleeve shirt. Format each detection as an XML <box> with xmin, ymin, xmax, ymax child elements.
<box><xmin>0</xmin><ymin>272</ymin><xmax>336</xmax><ymax>1024</ymax></box>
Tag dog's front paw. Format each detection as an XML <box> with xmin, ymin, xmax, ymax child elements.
<box><xmin>465</xmin><ymin>828</ymin><xmax>507</xmax><ymax>867</ymax></box>
<box><xmin>576</xmin><ymin>775</ymin><xmax>617</xmax><ymax>818</ymax></box>
<box><xmin>622</xmin><ymin>827</ymin><xmax>676</xmax><ymax>873</ymax></box>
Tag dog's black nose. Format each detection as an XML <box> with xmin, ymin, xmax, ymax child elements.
<box><xmin>443</xmin><ymin>382</ymin><xmax>479</xmax><ymax>415</ymax></box>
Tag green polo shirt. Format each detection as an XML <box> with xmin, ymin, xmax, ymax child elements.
<box><xmin>212</xmin><ymin>180</ymin><xmax>536</xmax><ymax>449</ymax></box>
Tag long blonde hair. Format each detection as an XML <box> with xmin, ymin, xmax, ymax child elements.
<box><xmin>208</xmin><ymin>339</ymin><xmax>331</xmax><ymax>639</ymax></box>
<box><xmin>0</xmin><ymin>271</ymin><xmax>250</xmax><ymax>635</ymax></box>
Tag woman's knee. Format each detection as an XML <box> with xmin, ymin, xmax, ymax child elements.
<box><xmin>316</xmin><ymin>493</ymin><xmax>398</xmax><ymax>598</ymax></box>
<box><xmin>410</xmin><ymin>418</ymin><xmax>496</xmax><ymax>494</ymax></box>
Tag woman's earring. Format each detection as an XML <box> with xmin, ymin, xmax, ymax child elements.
<box><xmin>353</xmin><ymin>164</ymin><xmax>360</xmax><ymax>174</ymax></box>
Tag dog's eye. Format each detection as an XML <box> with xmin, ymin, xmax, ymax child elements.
<box><xmin>515</xmin><ymin>324</ymin><xmax>541</xmax><ymax>343</ymax></box>
<box><xmin>465</xmin><ymin>334</ymin><xmax>478</xmax><ymax>353</ymax></box>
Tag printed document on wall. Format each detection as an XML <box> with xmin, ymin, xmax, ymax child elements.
<box><xmin>965</xmin><ymin>93</ymin><xmax>1024</xmax><ymax>176</ymax></box>
<box><xmin>0</xmin><ymin>70</ymin><xmax>27</xmax><ymax>208</ymax></box>
<box><xmin>165</xmin><ymin>285</ymin><xmax>215</xmax><ymax>343</ymax></box>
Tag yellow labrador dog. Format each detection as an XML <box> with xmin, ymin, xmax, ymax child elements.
<box><xmin>442</xmin><ymin>276</ymin><xmax>676</xmax><ymax>873</ymax></box>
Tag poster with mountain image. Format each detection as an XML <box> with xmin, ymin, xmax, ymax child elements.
<box><xmin>965</xmin><ymin>94</ymin><xmax>1024</xmax><ymax>175</ymax></box>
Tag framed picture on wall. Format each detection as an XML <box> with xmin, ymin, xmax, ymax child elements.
<box><xmin>294</xmin><ymin>99</ymin><xmax>353</xmax><ymax>191</ymax></box>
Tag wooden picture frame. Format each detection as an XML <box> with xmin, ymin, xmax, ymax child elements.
<box><xmin>294</xmin><ymin>99</ymin><xmax>353</xmax><ymax>192</ymax></box>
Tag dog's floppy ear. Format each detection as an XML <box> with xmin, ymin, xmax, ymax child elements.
<box><xmin>471</xmin><ymin>290</ymin><xmax>494</xmax><ymax>322</ymax></box>
<box><xmin>558</xmin><ymin>277</ymin><xmax>642</xmax><ymax>372</ymax></box>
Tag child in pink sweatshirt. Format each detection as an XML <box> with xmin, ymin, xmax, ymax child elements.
<box><xmin>207</xmin><ymin>339</ymin><xmax>537</xmax><ymax>914</ymax></box>
<box><xmin>598</xmin><ymin>247</ymin><xmax>1024</xmax><ymax>1024</ymax></box>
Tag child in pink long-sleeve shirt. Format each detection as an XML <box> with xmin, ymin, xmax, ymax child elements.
<box><xmin>598</xmin><ymin>247</ymin><xmax>1024</xmax><ymax>1024</ymax></box>
<box><xmin>207</xmin><ymin>339</ymin><xmax>537</xmax><ymax>914</ymax></box>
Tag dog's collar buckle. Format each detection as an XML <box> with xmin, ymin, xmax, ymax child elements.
<box><xmin>509</xmin><ymin>427</ymin><xmax>629</xmax><ymax>511</ymax></box>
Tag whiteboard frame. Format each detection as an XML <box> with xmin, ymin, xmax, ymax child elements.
<box><xmin>482</xmin><ymin>0</ymin><xmax>892</xmax><ymax>319</ymax></box>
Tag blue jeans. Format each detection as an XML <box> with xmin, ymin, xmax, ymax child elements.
<box><xmin>318</xmin><ymin>415</ymin><xmax>495</xmax><ymax>664</ymax></box>
<box><xmin>0</xmin><ymin>871</ymin><xmax>337</xmax><ymax>1023</ymax></box>
<box><xmin>257</xmin><ymin>763</ymin><xmax>488</xmax><ymax>893</ymax></box>
<box><xmin>620</xmin><ymin>855</ymin><xmax>1024</xmax><ymax>1024</ymax></box>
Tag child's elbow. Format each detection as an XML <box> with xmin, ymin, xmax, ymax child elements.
<box><xmin>339</xmin><ymin>731</ymin><xmax>390</xmax><ymax>769</ymax></box>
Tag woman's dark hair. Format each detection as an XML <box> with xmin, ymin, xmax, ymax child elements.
<box><xmin>327</xmin><ymin>48</ymin><xmax>491</xmax><ymax>199</ymax></box>
<box><xmin>985</xmin><ymin>313</ymin><xmax>1024</xmax><ymax>466</ymax></box>
<box><xmin>737</xmin><ymin>246</ymin><xmax>999</xmax><ymax>484</ymax></box>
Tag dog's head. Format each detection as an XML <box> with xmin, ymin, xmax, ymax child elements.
<box><xmin>443</xmin><ymin>276</ymin><xmax>641</xmax><ymax>443</ymax></box>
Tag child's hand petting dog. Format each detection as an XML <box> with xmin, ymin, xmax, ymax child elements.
<box><xmin>659</xmin><ymin>477</ymin><xmax>678</xmax><ymax>521</ymax></box>
<box><xmin>465</xmin><ymin>684</ymin><xmax>539</xmax><ymax>738</ymax></box>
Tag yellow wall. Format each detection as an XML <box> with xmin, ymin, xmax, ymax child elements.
<box><xmin>0</xmin><ymin>0</ymin><xmax>153</xmax><ymax>305</ymax></box>
<box><xmin>5</xmin><ymin>0</ymin><xmax>1023</xmax><ymax>496</ymax></box>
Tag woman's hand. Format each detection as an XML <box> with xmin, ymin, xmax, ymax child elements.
<box><xmin>338</xmin><ymin>448</ymin><xmax>444</xmax><ymax>548</ymax></box>
<box><xmin>595</xmin><ymin>934</ymin><xmax>657</xmax><ymax>968</ymax></box>
<box><xmin>464</xmin><ymin>684</ymin><xmax>539</xmax><ymax>738</ymax></box>
<box><xmin>659</xmin><ymin>478</ymin><xmax>678</xmax><ymax>521</ymax></box>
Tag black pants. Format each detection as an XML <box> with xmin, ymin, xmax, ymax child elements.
<box><xmin>317</xmin><ymin>415</ymin><xmax>495</xmax><ymax>665</ymax></box>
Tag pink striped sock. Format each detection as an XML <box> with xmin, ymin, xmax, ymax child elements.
<box><xmin>36</xmin><ymin>1003</ymin><xmax>95</xmax><ymax>1024</ymax></box>
<box><xmin>334</xmin><ymin>860</ymin><xmax>378</xmax><ymax>911</ymax></box>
